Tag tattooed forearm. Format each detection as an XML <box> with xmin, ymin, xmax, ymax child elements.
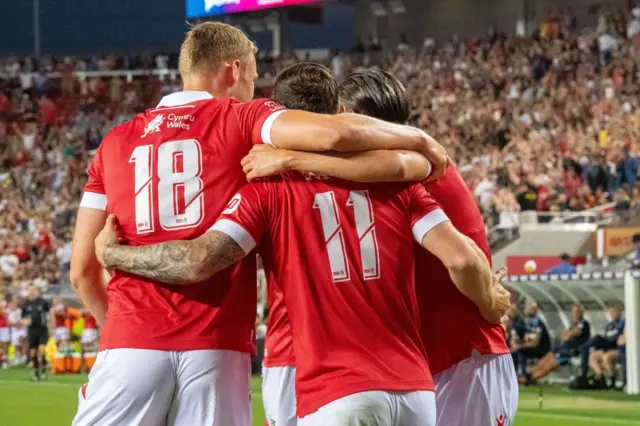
<box><xmin>101</xmin><ymin>231</ymin><xmax>247</xmax><ymax>285</ymax></box>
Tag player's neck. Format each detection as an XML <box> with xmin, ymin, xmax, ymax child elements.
<box><xmin>182</xmin><ymin>74</ymin><xmax>231</xmax><ymax>100</ymax></box>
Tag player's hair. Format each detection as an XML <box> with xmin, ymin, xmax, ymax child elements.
<box><xmin>272</xmin><ymin>63</ymin><xmax>339</xmax><ymax>114</ymax></box>
<box><xmin>338</xmin><ymin>69</ymin><xmax>410</xmax><ymax>124</ymax></box>
<box><xmin>179</xmin><ymin>21</ymin><xmax>258</xmax><ymax>77</ymax></box>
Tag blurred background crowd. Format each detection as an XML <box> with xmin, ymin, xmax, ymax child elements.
<box><xmin>2</xmin><ymin>4</ymin><xmax>640</xmax><ymax>307</ymax></box>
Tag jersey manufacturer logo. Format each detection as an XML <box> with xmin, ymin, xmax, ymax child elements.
<box><xmin>142</xmin><ymin>114</ymin><xmax>165</xmax><ymax>138</ymax></box>
<box><xmin>223</xmin><ymin>194</ymin><xmax>242</xmax><ymax>215</ymax></box>
<box><xmin>496</xmin><ymin>414</ymin><xmax>506</xmax><ymax>426</ymax></box>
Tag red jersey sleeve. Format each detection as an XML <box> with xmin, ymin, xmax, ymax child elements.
<box><xmin>209</xmin><ymin>183</ymin><xmax>270</xmax><ymax>254</ymax></box>
<box><xmin>79</xmin><ymin>144</ymin><xmax>107</xmax><ymax>211</ymax></box>
<box><xmin>232</xmin><ymin>98</ymin><xmax>287</xmax><ymax>146</ymax></box>
<box><xmin>408</xmin><ymin>183</ymin><xmax>450</xmax><ymax>243</ymax></box>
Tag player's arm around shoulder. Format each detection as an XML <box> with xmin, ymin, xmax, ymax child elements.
<box><xmin>410</xmin><ymin>185</ymin><xmax>510</xmax><ymax>324</ymax></box>
<box><xmin>242</xmin><ymin>144</ymin><xmax>432</xmax><ymax>183</ymax></box>
<box><xmin>96</xmin><ymin>184</ymin><xmax>268</xmax><ymax>285</ymax></box>
<box><xmin>95</xmin><ymin>216</ymin><xmax>246</xmax><ymax>285</ymax></box>
<box><xmin>267</xmin><ymin>110</ymin><xmax>449</xmax><ymax>174</ymax></box>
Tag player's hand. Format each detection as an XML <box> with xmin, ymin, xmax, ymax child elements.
<box><xmin>241</xmin><ymin>145</ymin><xmax>294</xmax><ymax>181</ymax></box>
<box><xmin>420</xmin><ymin>134</ymin><xmax>450</xmax><ymax>182</ymax></box>
<box><xmin>481</xmin><ymin>284</ymin><xmax>512</xmax><ymax>325</ymax></box>
<box><xmin>95</xmin><ymin>214</ymin><xmax>119</xmax><ymax>269</ymax></box>
<box><xmin>492</xmin><ymin>267</ymin><xmax>507</xmax><ymax>287</ymax></box>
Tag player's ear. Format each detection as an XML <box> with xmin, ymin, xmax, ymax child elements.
<box><xmin>221</xmin><ymin>61</ymin><xmax>239</xmax><ymax>88</ymax></box>
<box><xmin>338</xmin><ymin>103</ymin><xmax>348</xmax><ymax>114</ymax></box>
<box><xmin>232</xmin><ymin>59</ymin><xmax>242</xmax><ymax>84</ymax></box>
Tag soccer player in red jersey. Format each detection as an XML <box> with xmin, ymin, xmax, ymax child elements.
<box><xmin>92</xmin><ymin>66</ymin><xmax>510</xmax><ymax>426</ymax></box>
<box><xmin>80</xmin><ymin>310</ymin><xmax>98</xmax><ymax>351</ymax></box>
<box><xmin>242</xmin><ymin>70</ymin><xmax>518</xmax><ymax>426</ymax></box>
<box><xmin>51</xmin><ymin>296</ymin><xmax>70</xmax><ymax>346</ymax></box>
<box><xmin>70</xmin><ymin>24</ymin><xmax>449</xmax><ymax>426</ymax></box>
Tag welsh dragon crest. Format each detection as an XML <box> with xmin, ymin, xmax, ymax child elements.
<box><xmin>142</xmin><ymin>114</ymin><xmax>165</xmax><ymax>138</ymax></box>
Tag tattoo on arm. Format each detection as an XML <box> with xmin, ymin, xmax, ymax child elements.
<box><xmin>101</xmin><ymin>231</ymin><xmax>247</xmax><ymax>285</ymax></box>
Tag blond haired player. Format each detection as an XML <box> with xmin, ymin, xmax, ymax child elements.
<box><xmin>71</xmin><ymin>22</ymin><xmax>448</xmax><ymax>426</ymax></box>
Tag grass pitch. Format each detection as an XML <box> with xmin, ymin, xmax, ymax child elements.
<box><xmin>1</xmin><ymin>368</ymin><xmax>639</xmax><ymax>425</ymax></box>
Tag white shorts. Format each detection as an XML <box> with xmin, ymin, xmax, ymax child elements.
<box><xmin>298</xmin><ymin>390</ymin><xmax>436</xmax><ymax>426</ymax></box>
<box><xmin>73</xmin><ymin>348</ymin><xmax>251</xmax><ymax>426</ymax></box>
<box><xmin>11</xmin><ymin>328</ymin><xmax>26</xmax><ymax>346</ymax></box>
<box><xmin>54</xmin><ymin>327</ymin><xmax>70</xmax><ymax>342</ymax></box>
<box><xmin>262</xmin><ymin>365</ymin><xmax>297</xmax><ymax>426</ymax></box>
<box><xmin>433</xmin><ymin>352</ymin><xmax>518</xmax><ymax>426</ymax></box>
<box><xmin>0</xmin><ymin>328</ymin><xmax>9</xmax><ymax>343</ymax></box>
<box><xmin>81</xmin><ymin>329</ymin><xmax>98</xmax><ymax>344</ymax></box>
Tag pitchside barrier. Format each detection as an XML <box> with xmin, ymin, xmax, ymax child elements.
<box><xmin>505</xmin><ymin>269</ymin><xmax>640</xmax><ymax>394</ymax></box>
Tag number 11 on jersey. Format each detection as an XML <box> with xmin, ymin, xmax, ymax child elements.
<box><xmin>313</xmin><ymin>190</ymin><xmax>381</xmax><ymax>282</ymax></box>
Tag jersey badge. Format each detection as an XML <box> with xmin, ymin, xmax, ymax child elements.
<box><xmin>142</xmin><ymin>114</ymin><xmax>165</xmax><ymax>138</ymax></box>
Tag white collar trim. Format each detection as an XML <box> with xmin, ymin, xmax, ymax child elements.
<box><xmin>156</xmin><ymin>91</ymin><xmax>213</xmax><ymax>107</ymax></box>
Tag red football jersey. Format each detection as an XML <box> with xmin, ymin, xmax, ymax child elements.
<box><xmin>212</xmin><ymin>172</ymin><xmax>449</xmax><ymax>416</ymax></box>
<box><xmin>416</xmin><ymin>165</ymin><xmax>509</xmax><ymax>375</ymax></box>
<box><xmin>52</xmin><ymin>304</ymin><xmax>67</xmax><ymax>328</ymax></box>
<box><xmin>80</xmin><ymin>91</ymin><xmax>286</xmax><ymax>352</ymax></box>
<box><xmin>83</xmin><ymin>313</ymin><xmax>98</xmax><ymax>330</ymax></box>
<box><xmin>0</xmin><ymin>309</ymin><xmax>7</xmax><ymax>328</ymax></box>
<box><xmin>262</xmin><ymin>281</ymin><xmax>295</xmax><ymax>367</ymax></box>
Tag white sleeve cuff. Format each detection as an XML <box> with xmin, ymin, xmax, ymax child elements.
<box><xmin>210</xmin><ymin>219</ymin><xmax>257</xmax><ymax>254</ymax></box>
<box><xmin>412</xmin><ymin>209</ymin><xmax>450</xmax><ymax>244</ymax></box>
<box><xmin>79</xmin><ymin>192</ymin><xmax>107</xmax><ymax>211</ymax></box>
<box><xmin>260</xmin><ymin>110</ymin><xmax>287</xmax><ymax>146</ymax></box>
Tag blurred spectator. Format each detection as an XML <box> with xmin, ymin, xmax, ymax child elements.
<box><xmin>613</xmin><ymin>187</ymin><xmax>631</xmax><ymax>212</ymax></box>
<box><xmin>544</xmin><ymin>253</ymin><xmax>577</xmax><ymax>274</ymax></box>
<box><xmin>511</xmin><ymin>301</ymin><xmax>551</xmax><ymax>384</ymax></box>
<box><xmin>579</xmin><ymin>303</ymin><xmax>625</xmax><ymax>388</ymax></box>
<box><xmin>633</xmin><ymin>233</ymin><xmax>640</xmax><ymax>260</ymax></box>
<box><xmin>531</xmin><ymin>303</ymin><xmax>590</xmax><ymax>380</ymax></box>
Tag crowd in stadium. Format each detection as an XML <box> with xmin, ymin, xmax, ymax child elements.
<box><xmin>1</xmin><ymin>7</ymin><xmax>640</xmax><ymax>304</ymax></box>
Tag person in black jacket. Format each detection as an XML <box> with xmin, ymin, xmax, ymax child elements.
<box><xmin>580</xmin><ymin>304</ymin><xmax>625</xmax><ymax>389</ymax></box>
<box><xmin>21</xmin><ymin>285</ymin><xmax>50</xmax><ymax>381</ymax></box>
<box><xmin>511</xmin><ymin>301</ymin><xmax>551</xmax><ymax>384</ymax></box>
<box><xmin>530</xmin><ymin>303</ymin><xmax>590</xmax><ymax>380</ymax></box>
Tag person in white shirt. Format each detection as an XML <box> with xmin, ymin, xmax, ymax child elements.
<box><xmin>628</xmin><ymin>7</ymin><xmax>640</xmax><ymax>39</ymax></box>
<box><xmin>598</xmin><ymin>31</ymin><xmax>618</xmax><ymax>65</ymax></box>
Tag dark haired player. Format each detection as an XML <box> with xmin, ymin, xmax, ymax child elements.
<box><xmin>92</xmin><ymin>63</ymin><xmax>510</xmax><ymax>426</ymax></box>
<box><xmin>242</xmin><ymin>69</ymin><xmax>518</xmax><ymax>426</ymax></box>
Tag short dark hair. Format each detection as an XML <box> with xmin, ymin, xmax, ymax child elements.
<box><xmin>272</xmin><ymin>63</ymin><xmax>338</xmax><ymax>114</ymax></box>
<box><xmin>560</xmin><ymin>253</ymin><xmax>571</xmax><ymax>262</ymax></box>
<box><xmin>338</xmin><ymin>69</ymin><xmax>410</xmax><ymax>124</ymax></box>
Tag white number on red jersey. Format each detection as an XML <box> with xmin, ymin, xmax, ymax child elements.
<box><xmin>129</xmin><ymin>139</ymin><xmax>204</xmax><ymax>234</ymax></box>
<box><xmin>313</xmin><ymin>190</ymin><xmax>380</xmax><ymax>282</ymax></box>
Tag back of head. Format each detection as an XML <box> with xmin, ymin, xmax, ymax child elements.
<box><xmin>339</xmin><ymin>69</ymin><xmax>410</xmax><ymax>124</ymax></box>
<box><xmin>179</xmin><ymin>22</ymin><xmax>257</xmax><ymax>77</ymax></box>
<box><xmin>272</xmin><ymin>63</ymin><xmax>338</xmax><ymax>114</ymax></box>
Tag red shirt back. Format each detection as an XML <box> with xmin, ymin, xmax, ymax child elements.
<box><xmin>417</xmin><ymin>165</ymin><xmax>508</xmax><ymax>375</ymax></box>
<box><xmin>263</xmin><ymin>281</ymin><xmax>295</xmax><ymax>367</ymax></box>
<box><xmin>213</xmin><ymin>173</ymin><xmax>449</xmax><ymax>416</ymax></box>
<box><xmin>80</xmin><ymin>91</ymin><xmax>286</xmax><ymax>352</ymax></box>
